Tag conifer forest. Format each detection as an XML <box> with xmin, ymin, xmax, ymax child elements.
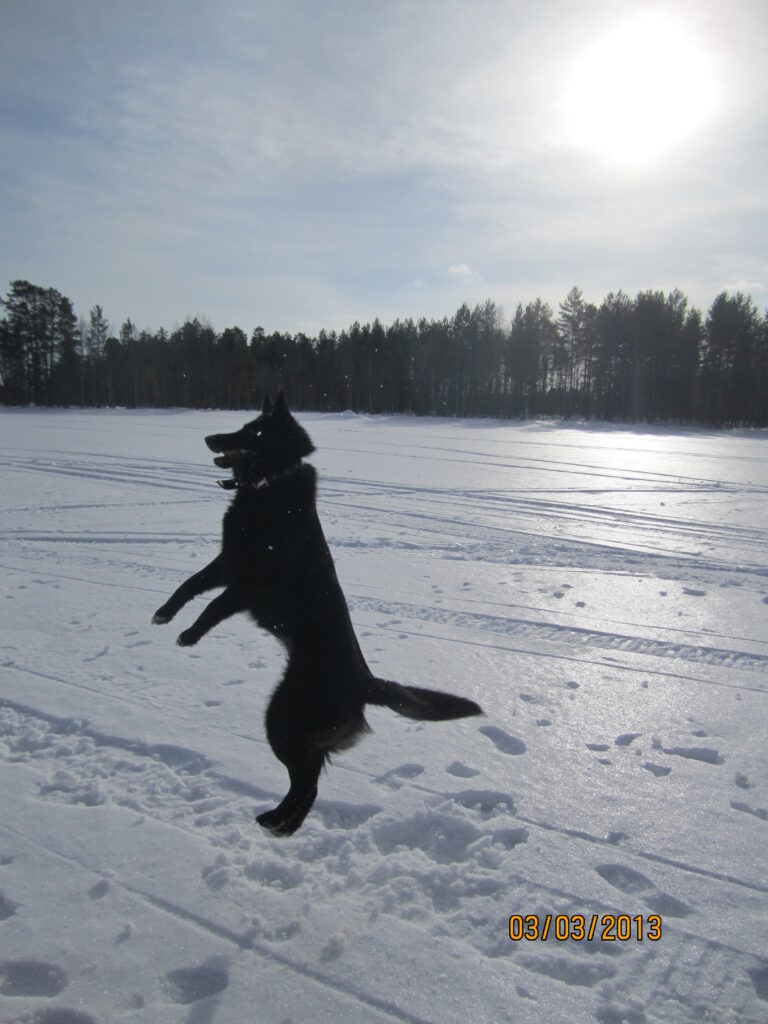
<box><xmin>1</xmin><ymin>278</ymin><xmax>766</xmax><ymax>426</ymax></box>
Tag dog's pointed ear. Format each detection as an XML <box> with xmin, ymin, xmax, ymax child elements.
<box><xmin>273</xmin><ymin>391</ymin><xmax>289</xmax><ymax>418</ymax></box>
<box><xmin>262</xmin><ymin>393</ymin><xmax>273</xmax><ymax>416</ymax></box>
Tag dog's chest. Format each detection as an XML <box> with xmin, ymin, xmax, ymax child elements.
<box><xmin>221</xmin><ymin>476</ymin><xmax>313</xmax><ymax>572</ymax></box>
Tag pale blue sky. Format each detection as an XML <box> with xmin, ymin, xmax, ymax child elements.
<box><xmin>1</xmin><ymin>0</ymin><xmax>766</xmax><ymax>335</ymax></box>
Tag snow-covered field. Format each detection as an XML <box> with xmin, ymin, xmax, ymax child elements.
<box><xmin>1</xmin><ymin>407</ymin><xmax>767</xmax><ymax>1024</ymax></box>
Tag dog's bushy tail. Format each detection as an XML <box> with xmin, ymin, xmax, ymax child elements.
<box><xmin>365</xmin><ymin>677</ymin><xmax>482</xmax><ymax>721</ymax></box>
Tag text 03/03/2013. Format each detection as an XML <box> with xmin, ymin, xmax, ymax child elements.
<box><xmin>509</xmin><ymin>914</ymin><xmax>662</xmax><ymax>943</ymax></box>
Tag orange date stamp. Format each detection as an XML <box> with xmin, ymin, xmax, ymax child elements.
<box><xmin>509</xmin><ymin>913</ymin><xmax>662</xmax><ymax>942</ymax></box>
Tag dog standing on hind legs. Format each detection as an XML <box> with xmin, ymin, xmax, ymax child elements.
<box><xmin>152</xmin><ymin>392</ymin><xmax>482</xmax><ymax>835</ymax></box>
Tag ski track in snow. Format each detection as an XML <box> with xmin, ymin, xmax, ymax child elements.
<box><xmin>1</xmin><ymin>409</ymin><xmax>767</xmax><ymax>1024</ymax></box>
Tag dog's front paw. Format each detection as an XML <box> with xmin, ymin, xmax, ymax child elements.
<box><xmin>176</xmin><ymin>630</ymin><xmax>197</xmax><ymax>647</ymax></box>
<box><xmin>152</xmin><ymin>608</ymin><xmax>172</xmax><ymax>625</ymax></box>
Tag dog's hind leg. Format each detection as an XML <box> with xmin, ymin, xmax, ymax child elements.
<box><xmin>152</xmin><ymin>555</ymin><xmax>224</xmax><ymax>625</ymax></box>
<box><xmin>257</xmin><ymin>753</ymin><xmax>324</xmax><ymax>836</ymax></box>
<box><xmin>176</xmin><ymin>585</ymin><xmax>246</xmax><ymax>646</ymax></box>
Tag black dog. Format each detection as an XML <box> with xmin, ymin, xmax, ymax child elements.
<box><xmin>152</xmin><ymin>392</ymin><xmax>482</xmax><ymax>835</ymax></box>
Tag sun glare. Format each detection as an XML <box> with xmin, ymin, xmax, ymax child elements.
<box><xmin>564</xmin><ymin>15</ymin><xmax>717</xmax><ymax>164</ymax></box>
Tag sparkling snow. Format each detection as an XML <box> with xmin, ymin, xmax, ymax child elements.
<box><xmin>0</xmin><ymin>407</ymin><xmax>767</xmax><ymax>1023</ymax></box>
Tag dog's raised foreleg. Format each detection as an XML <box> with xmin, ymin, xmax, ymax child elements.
<box><xmin>152</xmin><ymin>555</ymin><xmax>224</xmax><ymax>625</ymax></box>
<box><xmin>176</xmin><ymin>585</ymin><xmax>246</xmax><ymax>647</ymax></box>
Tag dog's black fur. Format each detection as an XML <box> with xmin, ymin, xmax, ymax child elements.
<box><xmin>152</xmin><ymin>392</ymin><xmax>482</xmax><ymax>835</ymax></box>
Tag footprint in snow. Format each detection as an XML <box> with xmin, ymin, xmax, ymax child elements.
<box><xmin>320</xmin><ymin>935</ymin><xmax>345</xmax><ymax>963</ymax></box>
<box><xmin>375</xmin><ymin>763</ymin><xmax>425</xmax><ymax>789</ymax></box>
<box><xmin>371</xmin><ymin>809</ymin><xmax>482</xmax><ymax>862</ymax></box>
<box><xmin>0</xmin><ymin>890</ymin><xmax>19</xmax><ymax>921</ymax></box>
<box><xmin>642</xmin><ymin>763</ymin><xmax>672</xmax><ymax>778</ymax></box>
<box><xmin>519</xmin><ymin>953</ymin><xmax>616</xmax><ymax>989</ymax></box>
<box><xmin>88</xmin><ymin>879</ymin><xmax>109</xmax><ymax>900</ymax></box>
<box><xmin>748</xmin><ymin>964</ymin><xmax>768</xmax><ymax>1001</ymax></box>
<box><xmin>0</xmin><ymin>959</ymin><xmax>68</xmax><ymax>997</ymax></box>
<box><xmin>731</xmin><ymin>801</ymin><xmax>768</xmax><ymax>822</ymax></box>
<box><xmin>39</xmin><ymin>771</ymin><xmax>105</xmax><ymax>807</ymax></box>
<box><xmin>451</xmin><ymin>789</ymin><xmax>517</xmax><ymax>816</ymax></box>
<box><xmin>264</xmin><ymin>921</ymin><xmax>301</xmax><ymax>942</ymax></box>
<box><xmin>735</xmin><ymin>772</ymin><xmax>753</xmax><ymax>790</ymax></box>
<box><xmin>596</xmin><ymin>864</ymin><xmax>693</xmax><ymax>918</ymax></box>
<box><xmin>202</xmin><ymin>857</ymin><xmax>231</xmax><ymax>891</ymax></box>
<box><xmin>312</xmin><ymin>800</ymin><xmax>382</xmax><ymax>830</ymax></box>
<box><xmin>615</xmin><ymin>733</ymin><xmax>641</xmax><ymax>747</ymax></box>
<box><xmin>595</xmin><ymin>863</ymin><xmax>653</xmax><ymax>894</ymax></box>
<box><xmin>596</xmin><ymin>1003</ymin><xmax>647</xmax><ymax>1024</ymax></box>
<box><xmin>446</xmin><ymin>761</ymin><xmax>481</xmax><ymax>778</ymax></box>
<box><xmin>479</xmin><ymin>725</ymin><xmax>527</xmax><ymax>756</ymax></box>
<box><xmin>654</xmin><ymin>743</ymin><xmax>724</xmax><ymax>765</ymax></box>
<box><xmin>644</xmin><ymin>892</ymin><xmax>693</xmax><ymax>918</ymax></box>
<box><xmin>492</xmin><ymin>827</ymin><xmax>529</xmax><ymax>850</ymax></box>
<box><xmin>83</xmin><ymin>645</ymin><xmax>109</xmax><ymax>663</ymax></box>
<box><xmin>682</xmin><ymin>587</ymin><xmax>707</xmax><ymax>597</ymax></box>
<box><xmin>16</xmin><ymin>1011</ymin><xmax>96</xmax><ymax>1024</ymax></box>
<box><xmin>163</xmin><ymin>959</ymin><xmax>229</xmax><ymax>1005</ymax></box>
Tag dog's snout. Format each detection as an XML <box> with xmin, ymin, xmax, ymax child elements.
<box><xmin>205</xmin><ymin>434</ymin><xmax>222</xmax><ymax>453</ymax></box>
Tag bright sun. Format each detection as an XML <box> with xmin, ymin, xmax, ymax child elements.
<box><xmin>564</xmin><ymin>15</ymin><xmax>717</xmax><ymax>164</ymax></box>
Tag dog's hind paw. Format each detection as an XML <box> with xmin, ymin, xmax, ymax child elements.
<box><xmin>152</xmin><ymin>609</ymin><xmax>171</xmax><ymax>625</ymax></box>
<box><xmin>257</xmin><ymin>808</ymin><xmax>299</xmax><ymax>836</ymax></box>
<box><xmin>176</xmin><ymin>630</ymin><xmax>198</xmax><ymax>647</ymax></box>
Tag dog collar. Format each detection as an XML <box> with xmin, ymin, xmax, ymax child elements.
<box><xmin>217</xmin><ymin>460</ymin><xmax>303</xmax><ymax>491</ymax></box>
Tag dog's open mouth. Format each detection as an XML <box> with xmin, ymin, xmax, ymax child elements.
<box><xmin>205</xmin><ymin>435</ymin><xmax>257</xmax><ymax>489</ymax></box>
<box><xmin>210</xmin><ymin>450</ymin><xmax>249</xmax><ymax>489</ymax></box>
<box><xmin>212</xmin><ymin>450</ymin><xmax>248</xmax><ymax>469</ymax></box>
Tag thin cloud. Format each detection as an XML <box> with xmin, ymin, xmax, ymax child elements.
<box><xmin>727</xmin><ymin>279</ymin><xmax>765</xmax><ymax>292</ymax></box>
<box><xmin>1</xmin><ymin>0</ymin><xmax>767</xmax><ymax>332</ymax></box>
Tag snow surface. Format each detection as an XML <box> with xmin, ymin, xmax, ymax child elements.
<box><xmin>0</xmin><ymin>407</ymin><xmax>767</xmax><ymax>1024</ymax></box>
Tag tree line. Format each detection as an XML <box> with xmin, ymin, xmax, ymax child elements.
<box><xmin>1</xmin><ymin>278</ymin><xmax>766</xmax><ymax>426</ymax></box>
